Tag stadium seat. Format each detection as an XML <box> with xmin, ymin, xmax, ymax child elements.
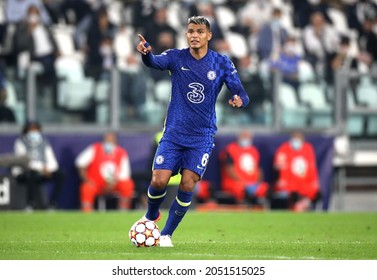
<box><xmin>279</xmin><ymin>83</ymin><xmax>310</xmax><ymax>127</ymax></box>
<box><xmin>55</xmin><ymin>57</ymin><xmax>85</xmax><ymax>82</ymax></box>
<box><xmin>225</xmin><ymin>31</ymin><xmax>248</xmax><ymax>59</ymax></box>
<box><xmin>51</xmin><ymin>25</ymin><xmax>76</xmax><ymax>57</ymax></box>
<box><xmin>215</xmin><ymin>5</ymin><xmax>236</xmax><ymax>32</ymax></box>
<box><xmin>154</xmin><ymin>80</ymin><xmax>171</xmax><ymax>104</ymax></box>
<box><xmin>355</xmin><ymin>76</ymin><xmax>377</xmax><ymax>107</ymax></box>
<box><xmin>328</xmin><ymin>8</ymin><xmax>349</xmax><ymax>34</ymax></box>
<box><xmin>57</xmin><ymin>78</ymin><xmax>95</xmax><ymax>110</ymax></box>
<box><xmin>299</xmin><ymin>83</ymin><xmax>333</xmax><ymax>127</ymax></box>
<box><xmin>299</xmin><ymin>83</ymin><xmax>330</xmax><ymax>110</ymax></box>
<box><xmin>298</xmin><ymin>60</ymin><xmax>315</xmax><ymax>82</ymax></box>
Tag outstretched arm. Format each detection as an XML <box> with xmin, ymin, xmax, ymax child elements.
<box><xmin>136</xmin><ymin>34</ymin><xmax>171</xmax><ymax>70</ymax></box>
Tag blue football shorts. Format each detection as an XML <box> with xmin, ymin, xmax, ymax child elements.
<box><xmin>152</xmin><ymin>139</ymin><xmax>215</xmax><ymax>178</ymax></box>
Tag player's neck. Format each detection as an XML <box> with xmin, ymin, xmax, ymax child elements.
<box><xmin>189</xmin><ymin>46</ymin><xmax>208</xmax><ymax>60</ymax></box>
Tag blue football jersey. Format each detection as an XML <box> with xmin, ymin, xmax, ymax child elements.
<box><xmin>142</xmin><ymin>48</ymin><xmax>249</xmax><ymax>147</ymax></box>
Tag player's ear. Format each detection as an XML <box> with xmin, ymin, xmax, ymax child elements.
<box><xmin>207</xmin><ymin>31</ymin><xmax>212</xmax><ymax>41</ymax></box>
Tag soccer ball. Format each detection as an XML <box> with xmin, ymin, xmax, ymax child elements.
<box><xmin>129</xmin><ymin>220</ymin><xmax>160</xmax><ymax>247</ymax></box>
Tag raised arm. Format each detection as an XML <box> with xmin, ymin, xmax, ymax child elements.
<box><xmin>136</xmin><ymin>34</ymin><xmax>171</xmax><ymax>70</ymax></box>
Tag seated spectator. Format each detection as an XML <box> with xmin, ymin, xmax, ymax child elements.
<box><xmin>270</xmin><ymin>35</ymin><xmax>310</xmax><ymax>108</ymax></box>
<box><xmin>0</xmin><ymin>82</ymin><xmax>16</xmax><ymax>123</ymax></box>
<box><xmin>13</xmin><ymin>5</ymin><xmax>60</xmax><ymax>108</ymax></box>
<box><xmin>12</xmin><ymin>120</ymin><xmax>65</xmax><ymax>210</ymax></box>
<box><xmin>303</xmin><ymin>11</ymin><xmax>339</xmax><ymax>80</ymax></box>
<box><xmin>236</xmin><ymin>55</ymin><xmax>267</xmax><ymax>123</ymax></box>
<box><xmin>219</xmin><ymin>130</ymin><xmax>268</xmax><ymax>207</ymax></box>
<box><xmin>75</xmin><ymin>131</ymin><xmax>135</xmax><ymax>212</ymax></box>
<box><xmin>257</xmin><ymin>7</ymin><xmax>288</xmax><ymax>61</ymax></box>
<box><xmin>273</xmin><ymin>132</ymin><xmax>321</xmax><ymax>211</ymax></box>
<box><xmin>5</xmin><ymin>0</ymin><xmax>52</xmax><ymax>25</ymax></box>
<box><xmin>83</xmin><ymin>6</ymin><xmax>117</xmax><ymax>82</ymax></box>
<box><xmin>326</xmin><ymin>35</ymin><xmax>365</xmax><ymax>105</ymax></box>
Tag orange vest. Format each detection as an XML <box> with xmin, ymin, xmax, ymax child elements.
<box><xmin>220</xmin><ymin>142</ymin><xmax>261</xmax><ymax>187</ymax></box>
<box><xmin>86</xmin><ymin>143</ymin><xmax>127</xmax><ymax>186</ymax></box>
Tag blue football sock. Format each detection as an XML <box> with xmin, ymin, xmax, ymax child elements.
<box><xmin>146</xmin><ymin>185</ymin><xmax>166</xmax><ymax>221</ymax></box>
<box><xmin>161</xmin><ymin>188</ymin><xmax>193</xmax><ymax>236</ymax></box>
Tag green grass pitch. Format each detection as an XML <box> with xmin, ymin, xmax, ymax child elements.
<box><xmin>0</xmin><ymin>211</ymin><xmax>376</xmax><ymax>260</ymax></box>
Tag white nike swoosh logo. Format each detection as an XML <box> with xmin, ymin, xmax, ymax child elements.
<box><xmin>181</xmin><ymin>66</ymin><xmax>190</xmax><ymax>71</ymax></box>
<box><xmin>197</xmin><ymin>165</ymin><xmax>204</xmax><ymax>170</ymax></box>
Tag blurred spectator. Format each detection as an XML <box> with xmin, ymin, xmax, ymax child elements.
<box><xmin>84</xmin><ymin>6</ymin><xmax>117</xmax><ymax>81</ymax></box>
<box><xmin>257</xmin><ymin>7</ymin><xmax>288</xmax><ymax>61</ymax></box>
<box><xmin>219</xmin><ymin>130</ymin><xmax>268</xmax><ymax>207</ymax></box>
<box><xmin>114</xmin><ymin>26</ymin><xmax>147</xmax><ymax>121</ymax></box>
<box><xmin>291</xmin><ymin>0</ymin><xmax>332</xmax><ymax>28</ymax></box>
<box><xmin>326</xmin><ymin>35</ymin><xmax>363</xmax><ymax>101</ymax></box>
<box><xmin>13</xmin><ymin>5</ymin><xmax>60</xmax><ymax>108</ymax></box>
<box><xmin>144</xmin><ymin>7</ymin><xmax>177</xmax><ymax>53</ymax></box>
<box><xmin>236</xmin><ymin>55</ymin><xmax>266</xmax><ymax>123</ymax></box>
<box><xmin>75</xmin><ymin>131</ymin><xmax>135</xmax><ymax>212</ymax></box>
<box><xmin>60</xmin><ymin>0</ymin><xmax>92</xmax><ymax>26</ymax></box>
<box><xmin>5</xmin><ymin>0</ymin><xmax>52</xmax><ymax>25</ymax></box>
<box><xmin>195</xmin><ymin>2</ymin><xmax>228</xmax><ymax>54</ymax></box>
<box><xmin>345</xmin><ymin>0</ymin><xmax>377</xmax><ymax>35</ymax></box>
<box><xmin>303</xmin><ymin>11</ymin><xmax>339</xmax><ymax>79</ymax></box>
<box><xmin>0</xmin><ymin>76</ymin><xmax>16</xmax><ymax>123</ymax></box>
<box><xmin>238</xmin><ymin>0</ymin><xmax>273</xmax><ymax>31</ymax></box>
<box><xmin>143</xmin><ymin>6</ymin><xmax>177</xmax><ymax>82</ymax></box>
<box><xmin>12</xmin><ymin>120</ymin><xmax>65</xmax><ymax>210</ymax></box>
<box><xmin>358</xmin><ymin>17</ymin><xmax>377</xmax><ymax>70</ymax></box>
<box><xmin>270</xmin><ymin>35</ymin><xmax>310</xmax><ymax>108</ymax></box>
<box><xmin>273</xmin><ymin>132</ymin><xmax>321</xmax><ymax>211</ymax></box>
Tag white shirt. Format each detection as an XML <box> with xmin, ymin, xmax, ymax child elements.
<box><xmin>32</xmin><ymin>25</ymin><xmax>54</xmax><ymax>57</ymax></box>
<box><xmin>12</xmin><ymin>138</ymin><xmax>58</xmax><ymax>176</ymax></box>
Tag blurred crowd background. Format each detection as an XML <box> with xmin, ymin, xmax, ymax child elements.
<box><xmin>0</xmin><ymin>0</ymin><xmax>376</xmax><ymax>136</ymax></box>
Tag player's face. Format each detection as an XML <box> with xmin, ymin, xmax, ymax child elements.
<box><xmin>186</xmin><ymin>23</ymin><xmax>212</xmax><ymax>50</ymax></box>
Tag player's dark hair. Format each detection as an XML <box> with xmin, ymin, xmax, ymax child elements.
<box><xmin>187</xmin><ymin>16</ymin><xmax>211</xmax><ymax>31</ymax></box>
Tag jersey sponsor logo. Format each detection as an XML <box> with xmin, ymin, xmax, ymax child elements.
<box><xmin>207</xmin><ymin>70</ymin><xmax>216</xmax><ymax>80</ymax></box>
<box><xmin>155</xmin><ymin>155</ymin><xmax>164</xmax><ymax>164</ymax></box>
<box><xmin>181</xmin><ymin>66</ymin><xmax>190</xmax><ymax>71</ymax></box>
<box><xmin>187</xmin><ymin>82</ymin><xmax>205</xmax><ymax>104</ymax></box>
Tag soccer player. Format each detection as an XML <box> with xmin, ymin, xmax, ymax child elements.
<box><xmin>136</xmin><ymin>16</ymin><xmax>249</xmax><ymax>247</ymax></box>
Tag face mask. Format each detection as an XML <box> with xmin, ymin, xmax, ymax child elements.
<box><xmin>284</xmin><ymin>43</ymin><xmax>297</xmax><ymax>55</ymax></box>
<box><xmin>271</xmin><ymin>18</ymin><xmax>281</xmax><ymax>28</ymax></box>
<box><xmin>28</xmin><ymin>14</ymin><xmax>40</xmax><ymax>24</ymax></box>
<box><xmin>308</xmin><ymin>0</ymin><xmax>321</xmax><ymax>5</ymax></box>
<box><xmin>27</xmin><ymin>131</ymin><xmax>42</xmax><ymax>144</ymax></box>
<box><xmin>238</xmin><ymin>139</ymin><xmax>252</xmax><ymax>148</ymax></box>
<box><xmin>104</xmin><ymin>142</ymin><xmax>115</xmax><ymax>153</ymax></box>
<box><xmin>100</xmin><ymin>46</ymin><xmax>112</xmax><ymax>56</ymax></box>
<box><xmin>290</xmin><ymin>138</ymin><xmax>303</xmax><ymax>150</ymax></box>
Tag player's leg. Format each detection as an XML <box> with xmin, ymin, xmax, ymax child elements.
<box><xmin>144</xmin><ymin>140</ymin><xmax>181</xmax><ymax>221</ymax></box>
<box><xmin>160</xmin><ymin>145</ymin><xmax>213</xmax><ymax>245</ymax></box>
<box><xmin>160</xmin><ymin>169</ymin><xmax>199</xmax><ymax>239</ymax></box>
<box><xmin>144</xmin><ymin>169</ymin><xmax>171</xmax><ymax>220</ymax></box>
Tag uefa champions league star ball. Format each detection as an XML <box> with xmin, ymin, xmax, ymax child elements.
<box><xmin>129</xmin><ymin>220</ymin><xmax>160</xmax><ymax>247</ymax></box>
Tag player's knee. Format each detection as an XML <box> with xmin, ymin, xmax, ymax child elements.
<box><xmin>179</xmin><ymin>178</ymin><xmax>197</xmax><ymax>192</ymax></box>
<box><xmin>150</xmin><ymin>176</ymin><xmax>168</xmax><ymax>189</ymax></box>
